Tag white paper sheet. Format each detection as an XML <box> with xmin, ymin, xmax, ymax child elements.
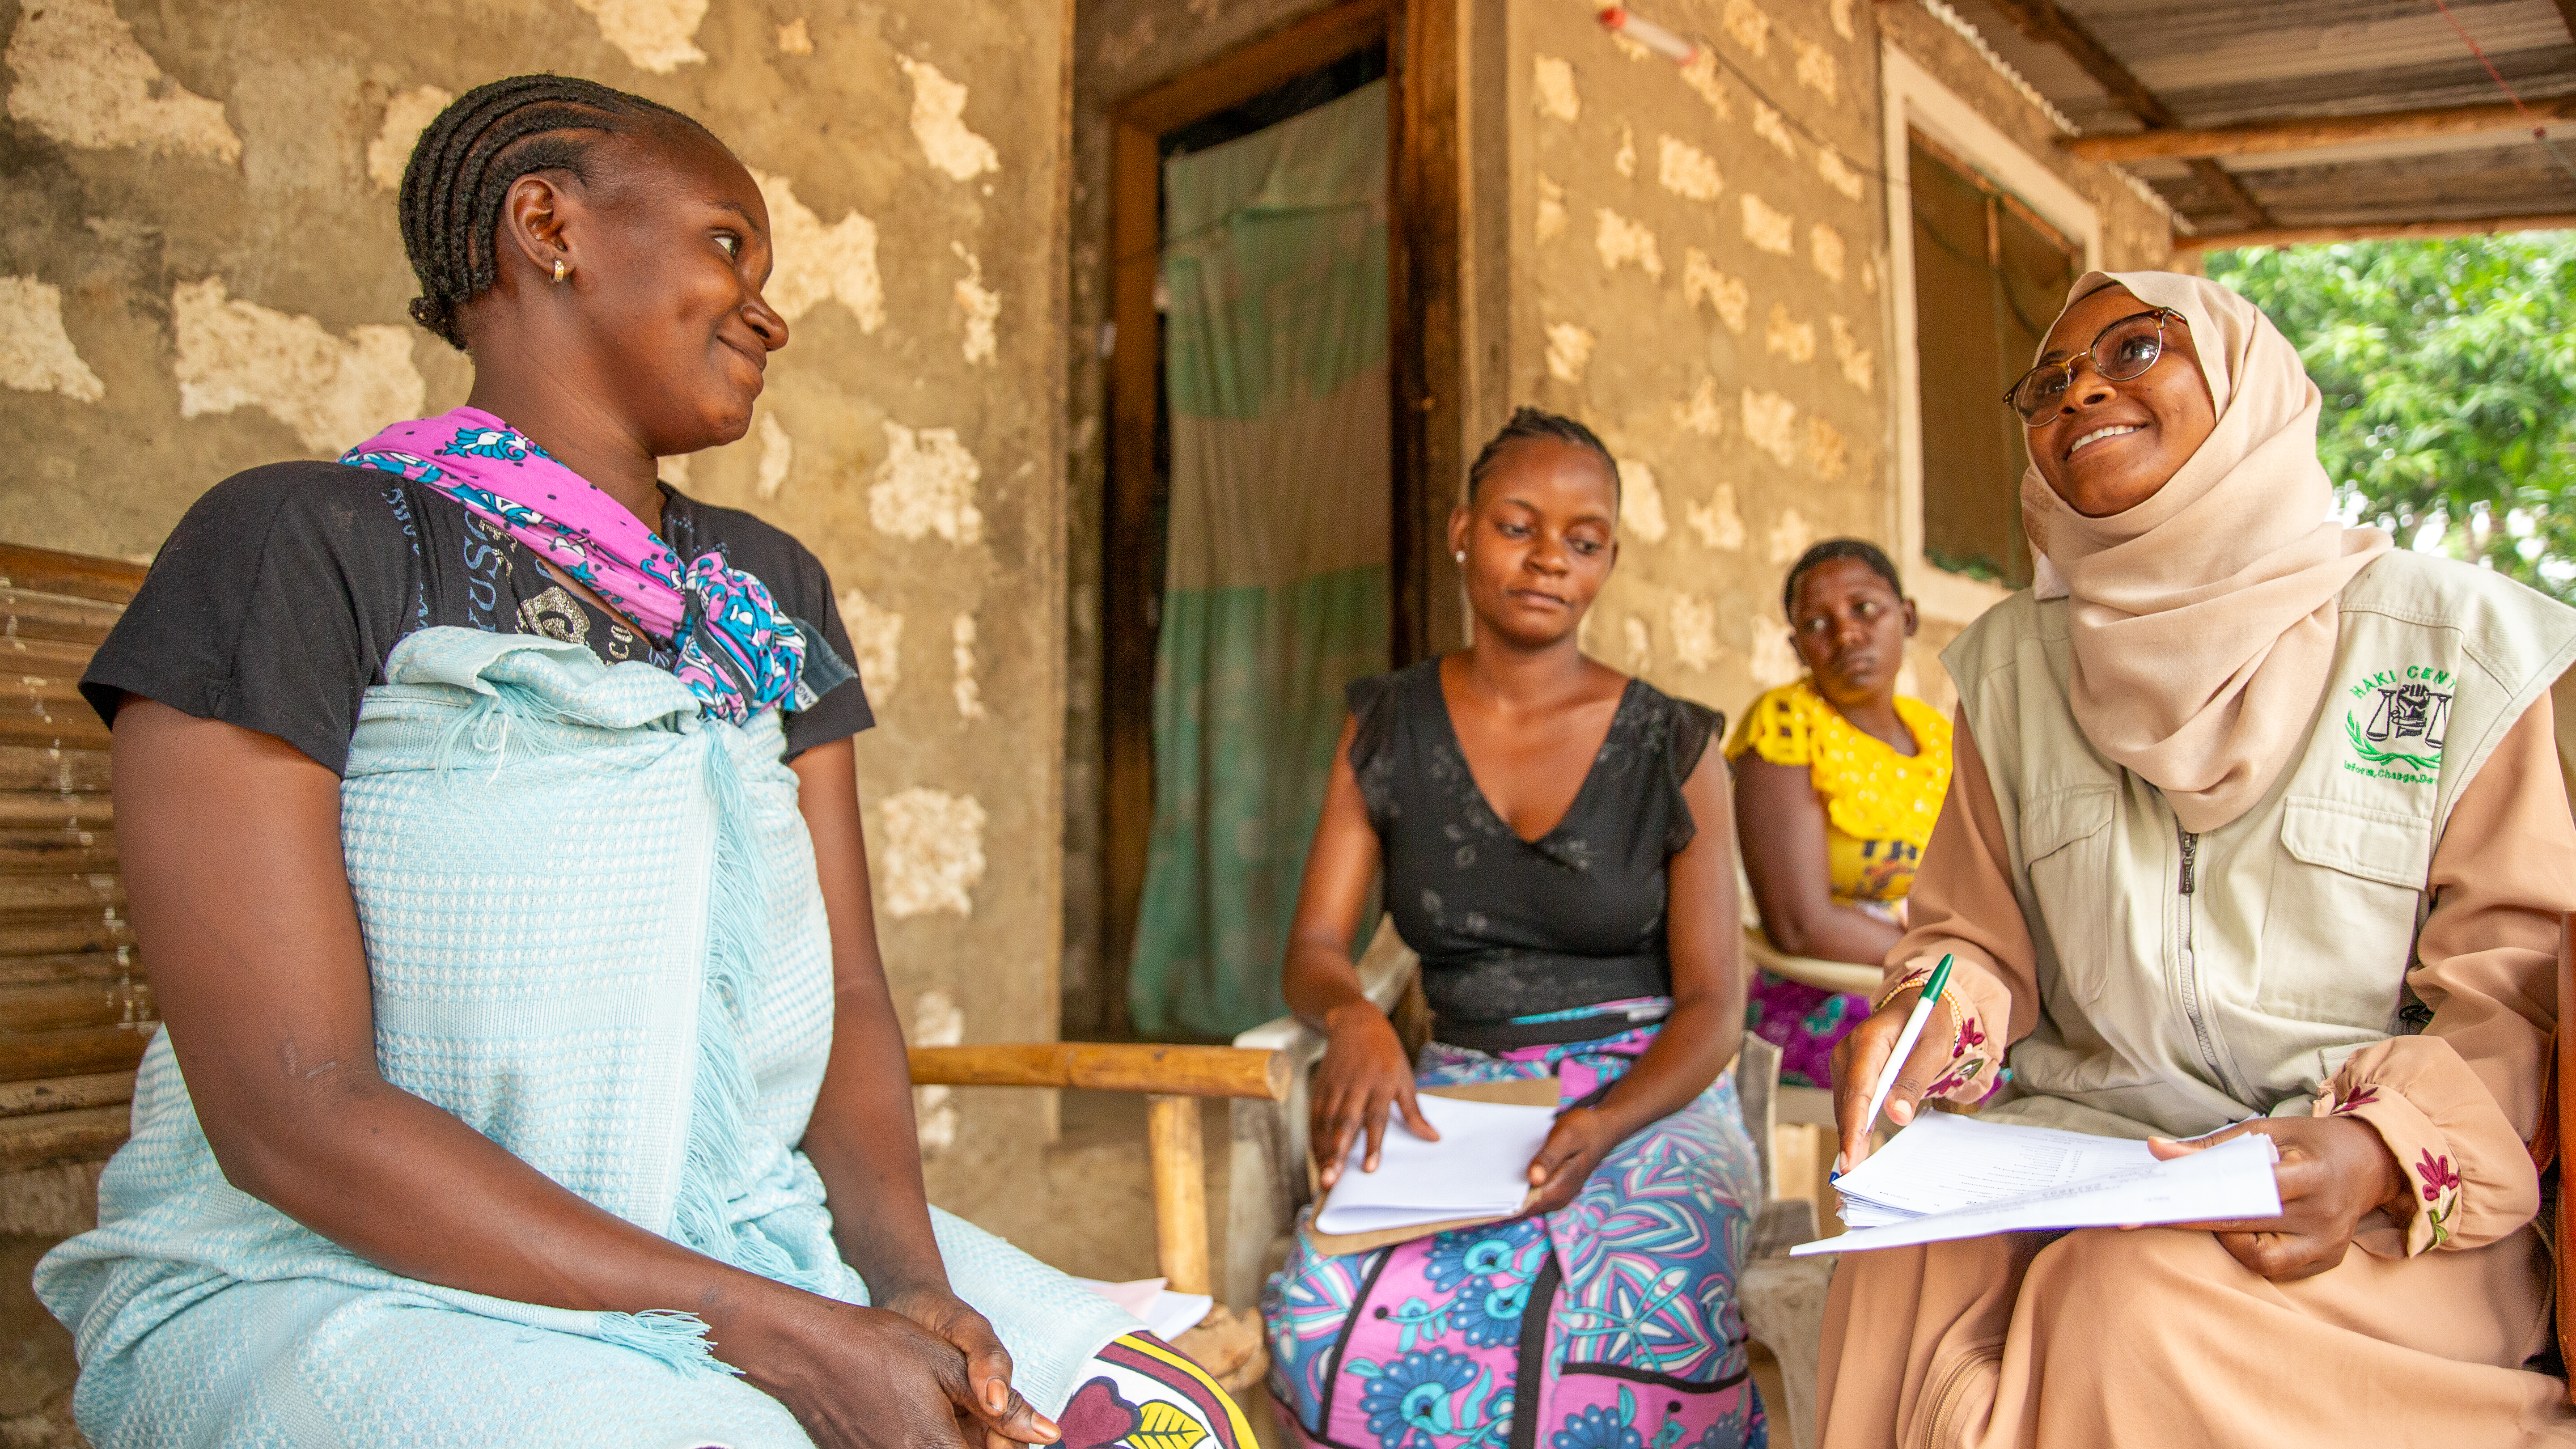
<box><xmin>1073</xmin><ymin>1277</ymin><xmax>1216</xmax><ymax>1340</ymax></box>
<box><xmin>1313</xmin><ymin>1093</ymin><xmax>1558</xmax><ymax>1236</ymax></box>
<box><xmin>1830</xmin><ymin>1111</ymin><xmax>2162</xmax><ymax>1227</ymax></box>
<box><xmin>1792</xmin><ymin>1111</ymin><xmax>2284</xmax><ymax>1256</ymax></box>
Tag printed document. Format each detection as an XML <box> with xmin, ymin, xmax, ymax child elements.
<box><xmin>1791</xmin><ymin>1110</ymin><xmax>2283</xmax><ymax>1256</ymax></box>
<box><xmin>1313</xmin><ymin>1093</ymin><xmax>1558</xmax><ymax>1236</ymax></box>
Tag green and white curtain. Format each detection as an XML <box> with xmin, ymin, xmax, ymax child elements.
<box><xmin>1127</xmin><ymin>80</ymin><xmax>1391</xmax><ymax>1039</ymax></box>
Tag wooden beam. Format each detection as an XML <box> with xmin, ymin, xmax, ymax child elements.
<box><xmin>0</xmin><ymin>545</ymin><xmax>147</xmax><ymax>606</ymax></box>
<box><xmin>2171</xmin><ymin>212</ymin><xmax>2576</xmax><ymax>253</ymax></box>
<box><xmin>1976</xmin><ymin>0</ymin><xmax>2272</xmax><ymax>229</ymax></box>
<box><xmin>1111</xmin><ymin>0</ymin><xmax>1391</xmax><ymax>133</ymax></box>
<box><xmin>2065</xmin><ymin>97</ymin><xmax>2576</xmax><ymax>162</ymax></box>
<box><xmin>0</xmin><ymin>1103</ymin><xmax>127</xmax><ymax>1171</ymax></box>
<box><xmin>0</xmin><ymin>1072</ymin><xmax>134</xmax><ymax>1118</ymax></box>
<box><xmin>1147</xmin><ymin>1094</ymin><xmax>1210</xmax><ymax>1294</ymax></box>
<box><xmin>907</xmin><ymin>1042</ymin><xmax>1292</xmax><ymax>1101</ymax></box>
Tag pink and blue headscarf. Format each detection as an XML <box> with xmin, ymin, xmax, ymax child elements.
<box><xmin>342</xmin><ymin>406</ymin><xmax>805</xmax><ymax>723</ymax></box>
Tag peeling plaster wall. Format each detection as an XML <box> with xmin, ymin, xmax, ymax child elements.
<box><xmin>1511</xmin><ymin>0</ymin><xmax>2169</xmax><ymax>724</ymax></box>
<box><xmin>1516</xmin><ymin>0</ymin><xmax>1897</xmax><ymax>723</ymax></box>
<box><xmin>0</xmin><ymin>0</ymin><xmax>1074</xmax><ymax>1407</ymax></box>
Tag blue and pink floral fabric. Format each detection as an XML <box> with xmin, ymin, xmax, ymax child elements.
<box><xmin>343</xmin><ymin>407</ymin><xmax>804</xmax><ymax>723</ymax></box>
<box><xmin>1263</xmin><ymin>1010</ymin><xmax>1766</xmax><ymax>1449</ymax></box>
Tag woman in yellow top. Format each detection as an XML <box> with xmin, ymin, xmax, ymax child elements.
<box><xmin>1729</xmin><ymin>539</ymin><xmax>1952</xmax><ymax>1088</ymax></box>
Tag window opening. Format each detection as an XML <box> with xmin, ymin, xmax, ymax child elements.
<box><xmin>1906</xmin><ymin>128</ymin><xmax>2079</xmax><ymax>589</ymax></box>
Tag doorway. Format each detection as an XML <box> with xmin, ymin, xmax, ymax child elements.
<box><xmin>1098</xmin><ymin>0</ymin><xmax>1455</xmax><ymax>1042</ymax></box>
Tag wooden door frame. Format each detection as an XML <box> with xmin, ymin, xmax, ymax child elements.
<box><xmin>1099</xmin><ymin>0</ymin><xmax>1461</xmax><ymax>1037</ymax></box>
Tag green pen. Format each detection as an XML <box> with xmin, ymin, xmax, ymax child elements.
<box><xmin>1858</xmin><ymin>952</ymin><xmax>1955</xmax><ymax>1135</ymax></box>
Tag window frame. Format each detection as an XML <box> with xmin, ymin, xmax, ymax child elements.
<box><xmin>1879</xmin><ymin>44</ymin><xmax>2102</xmax><ymax>627</ymax></box>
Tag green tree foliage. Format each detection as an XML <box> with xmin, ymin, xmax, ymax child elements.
<box><xmin>2207</xmin><ymin>235</ymin><xmax>2576</xmax><ymax>601</ymax></box>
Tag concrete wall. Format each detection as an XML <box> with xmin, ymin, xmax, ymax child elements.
<box><xmin>1505</xmin><ymin>0</ymin><xmax>2171</xmax><ymax>724</ymax></box>
<box><xmin>1510</xmin><ymin>0</ymin><xmax>1891</xmax><ymax>719</ymax></box>
<box><xmin>0</xmin><ymin>0</ymin><xmax>1072</xmax><ymax>1431</ymax></box>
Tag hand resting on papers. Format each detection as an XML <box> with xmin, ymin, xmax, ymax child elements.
<box><xmin>2140</xmin><ymin>1117</ymin><xmax>2412</xmax><ymax>1281</ymax></box>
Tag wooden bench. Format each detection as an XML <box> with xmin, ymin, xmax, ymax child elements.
<box><xmin>0</xmin><ymin>544</ymin><xmax>154</xmax><ymax>1234</ymax></box>
<box><xmin>0</xmin><ymin>542</ymin><xmax>1281</xmax><ymax>1428</ymax></box>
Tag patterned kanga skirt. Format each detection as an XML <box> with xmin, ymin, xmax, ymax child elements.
<box><xmin>1261</xmin><ymin>1013</ymin><xmax>1767</xmax><ymax>1449</ymax></box>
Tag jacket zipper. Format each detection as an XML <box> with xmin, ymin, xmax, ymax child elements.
<box><xmin>2170</xmin><ymin>819</ymin><xmax>2247</xmax><ymax>1102</ymax></box>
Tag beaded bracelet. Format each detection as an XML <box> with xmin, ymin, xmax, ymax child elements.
<box><xmin>1874</xmin><ymin>969</ymin><xmax>1964</xmax><ymax>1055</ymax></box>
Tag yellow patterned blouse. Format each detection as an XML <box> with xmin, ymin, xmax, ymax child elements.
<box><xmin>1725</xmin><ymin>679</ymin><xmax>1953</xmax><ymax>906</ymax></box>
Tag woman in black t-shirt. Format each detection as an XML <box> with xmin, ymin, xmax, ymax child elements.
<box><xmin>1262</xmin><ymin>409</ymin><xmax>1764</xmax><ymax>1448</ymax></box>
<box><xmin>40</xmin><ymin>76</ymin><xmax>1249</xmax><ymax>1449</ymax></box>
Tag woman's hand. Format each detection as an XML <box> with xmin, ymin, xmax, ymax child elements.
<box><xmin>1312</xmin><ymin>1006</ymin><xmax>1435</xmax><ymax>1189</ymax></box>
<box><xmin>1830</xmin><ymin>987</ymin><xmax>1955</xmax><ymax>1169</ymax></box>
<box><xmin>725</xmin><ymin>1286</ymin><xmax>1060</xmax><ymax>1449</ymax></box>
<box><xmin>1524</xmin><ymin>1106</ymin><xmax>1618</xmax><ymax>1214</ymax></box>
<box><xmin>880</xmin><ymin>1287</ymin><xmax>1057</xmax><ymax>1448</ymax></box>
<box><xmin>2142</xmin><ymin>1116</ymin><xmax>2410</xmax><ymax>1280</ymax></box>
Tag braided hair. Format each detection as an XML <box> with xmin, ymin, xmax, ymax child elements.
<box><xmin>397</xmin><ymin>75</ymin><xmax>711</xmax><ymax>349</ymax></box>
<box><xmin>1465</xmin><ymin>407</ymin><xmax>1621</xmax><ymax>504</ymax></box>
<box><xmin>1781</xmin><ymin>537</ymin><xmax>1904</xmax><ymax>619</ymax></box>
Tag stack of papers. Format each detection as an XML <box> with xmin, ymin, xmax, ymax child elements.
<box><xmin>1074</xmin><ymin>1277</ymin><xmax>1215</xmax><ymax>1339</ymax></box>
<box><xmin>1792</xmin><ymin>1110</ymin><xmax>2283</xmax><ymax>1256</ymax></box>
<box><xmin>1313</xmin><ymin>1093</ymin><xmax>1558</xmax><ymax>1236</ymax></box>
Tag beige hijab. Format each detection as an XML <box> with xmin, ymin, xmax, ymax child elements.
<box><xmin>2020</xmin><ymin>271</ymin><xmax>2391</xmax><ymax>832</ymax></box>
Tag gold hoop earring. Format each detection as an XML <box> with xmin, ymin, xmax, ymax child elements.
<box><xmin>553</xmin><ymin>258</ymin><xmax>571</xmax><ymax>283</ymax></box>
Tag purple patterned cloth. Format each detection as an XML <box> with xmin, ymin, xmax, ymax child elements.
<box><xmin>342</xmin><ymin>407</ymin><xmax>804</xmax><ymax>723</ymax></box>
<box><xmin>1263</xmin><ymin>1011</ymin><xmax>1765</xmax><ymax>1449</ymax></box>
<box><xmin>1742</xmin><ymin>971</ymin><xmax>1870</xmax><ymax>1093</ymax></box>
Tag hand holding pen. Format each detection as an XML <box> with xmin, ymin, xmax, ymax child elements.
<box><xmin>1829</xmin><ymin>953</ymin><xmax>1958</xmax><ymax>1172</ymax></box>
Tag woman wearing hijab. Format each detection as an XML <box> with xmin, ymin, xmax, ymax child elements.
<box><xmin>34</xmin><ymin>77</ymin><xmax>1249</xmax><ymax>1449</ymax></box>
<box><xmin>1814</xmin><ymin>271</ymin><xmax>2576</xmax><ymax>1446</ymax></box>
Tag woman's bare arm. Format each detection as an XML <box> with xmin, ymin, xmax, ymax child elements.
<box><xmin>1280</xmin><ymin>716</ymin><xmax>1383</xmax><ymax>1030</ymax></box>
<box><xmin>790</xmin><ymin>738</ymin><xmax>948</xmax><ymax>1295</ymax></box>
<box><xmin>114</xmin><ymin>701</ymin><xmax>1028</xmax><ymax>1448</ymax></box>
<box><xmin>1279</xmin><ymin>716</ymin><xmax>1432</xmax><ymax>1185</ymax></box>
<box><xmin>791</xmin><ymin>736</ymin><xmax>1054</xmax><ymax>1441</ymax></box>
<box><xmin>1733</xmin><ymin>755</ymin><xmax>1902</xmax><ymax>965</ymax></box>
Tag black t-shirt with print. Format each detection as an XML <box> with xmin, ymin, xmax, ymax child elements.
<box><xmin>82</xmin><ymin>461</ymin><xmax>873</xmax><ymax>775</ymax></box>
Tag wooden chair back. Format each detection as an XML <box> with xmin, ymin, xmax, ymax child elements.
<box><xmin>0</xmin><ymin>544</ymin><xmax>152</xmax><ymax>1197</ymax></box>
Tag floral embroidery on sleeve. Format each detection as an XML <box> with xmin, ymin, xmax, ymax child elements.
<box><xmin>2328</xmin><ymin>1086</ymin><xmax>2379</xmax><ymax>1115</ymax></box>
<box><xmin>1925</xmin><ymin>1013</ymin><xmax>1990</xmax><ymax>1100</ymax></box>
<box><xmin>2415</xmin><ymin>1149</ymin><xmax>2463</xmax><ymax>1247</ymax></box>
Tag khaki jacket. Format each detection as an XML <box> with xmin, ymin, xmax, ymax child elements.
<box><xmin>1934</xmin><ymin>550</ymin><xmax>2576</xmax><ymax>1137</ymax></box>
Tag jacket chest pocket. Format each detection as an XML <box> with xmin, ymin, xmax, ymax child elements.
<box><xmin>2020</xmin><ymin>785</ymin><xmax>2119</xmax><ymax>1011</ymax></box>
<box><xmin>2259</xmin><ymin>797</ymin><xmax>2429</xmax><ymax>1030</ymax></box>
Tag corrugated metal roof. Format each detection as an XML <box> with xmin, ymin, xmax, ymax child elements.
<box><xmin>1924</xmin><ymin>0</ymin><xmax>2576</xmax><ymax>239</ymax></box>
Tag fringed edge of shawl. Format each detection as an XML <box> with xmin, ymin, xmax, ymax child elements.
<box><xmin>593</xmin><ymin>1308</ymin><xmax>739</xmax><ymax>1375</ymax></box>
<box><xmin>670</xmin><ymin>720</ymin><xmax>846</xmax><ymax>1298</ymax></box>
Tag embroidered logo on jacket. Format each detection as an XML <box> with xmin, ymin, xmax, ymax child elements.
<box><xmin>2342</xmin><ymin>666</ymin><xmax>2452</xmax><ymax>783</ymax></box>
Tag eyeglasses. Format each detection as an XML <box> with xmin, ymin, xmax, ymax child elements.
<box><xmin>2002</xmin><ymin>308</ymin><xmax>2180</xmax><ymax>426</ymax></box>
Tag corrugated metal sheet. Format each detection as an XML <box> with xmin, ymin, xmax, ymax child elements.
<box><xmin>1923</xmin><ymin>0</ymin><xmax>2576</xmax><ymax>238</ymax></box>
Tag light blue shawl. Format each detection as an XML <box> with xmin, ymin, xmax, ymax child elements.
<box><xmin>36</xmin><ymin>629</ymin><xmax>1133</xmax><ymax>1447</ymax></box>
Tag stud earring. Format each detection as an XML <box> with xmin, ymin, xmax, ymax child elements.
<box><xmin>553</xmin><ymin>258</ymin><xmax>571</xmax><ymax>283</ymax></box>
<box><xmin>1453</xmin><ymin>550</ymin><xmax>1466</xmax><ymax>563</ymax></box>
